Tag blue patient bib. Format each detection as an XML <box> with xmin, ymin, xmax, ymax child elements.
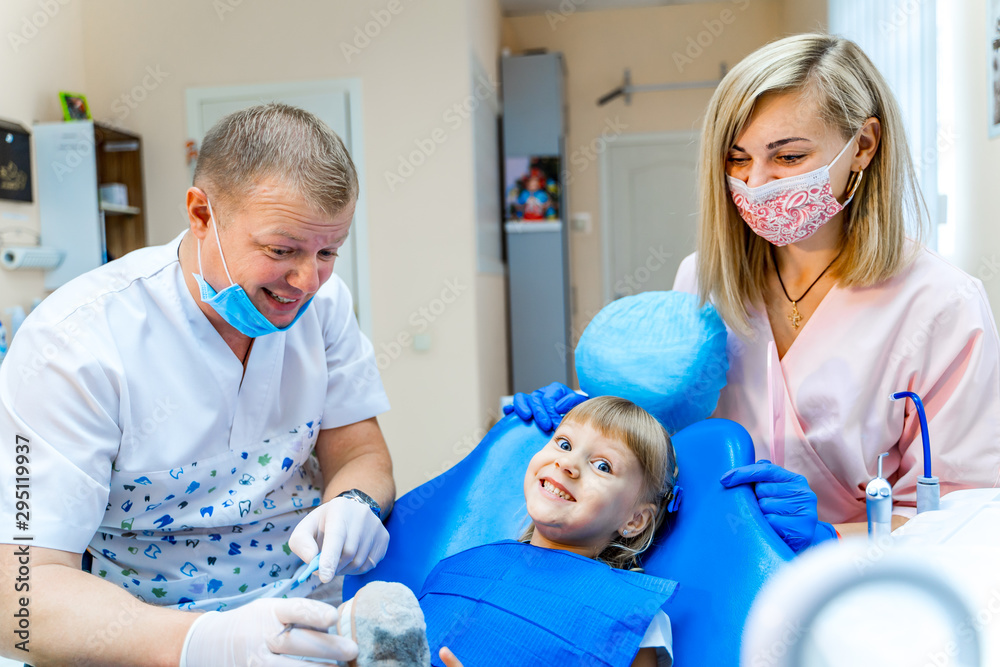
<box><xmin>419</xmin><ymin>540</ymin><xmax>678</xmax><ymax>667</ymax></box>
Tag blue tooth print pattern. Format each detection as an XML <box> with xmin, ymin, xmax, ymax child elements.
<box><xmin>89</xmin><ymin>420</ymin><xmax>324</xmax><ymax>610</ymax></box>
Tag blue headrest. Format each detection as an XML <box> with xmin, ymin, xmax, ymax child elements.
<box><xmin>576</xmin><ymin>291</ymin><xmax>729</xmax><ymax>433</ymax></box>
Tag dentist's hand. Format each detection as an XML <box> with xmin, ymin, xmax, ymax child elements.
<box><xmin>720</xmin><ymin>459</ymin><xmax>833</xmax><ymax>553</ymax></box>
<box><xmin>289</xmin><ymin>497</ymin><xmax>389</xmax><ymax>581</ymax></box>
<box><xmin>502</xmin><ymin>382</ymin><xmax>588</xmax><ymax>432</ymax></box>
<box><xmin>179</xmin><ymin>597</ymin><xmax>358</xmax><ymax>666</ymax></box>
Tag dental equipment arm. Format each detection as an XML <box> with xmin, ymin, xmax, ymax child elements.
<box><xmin>891</xmin><ymin>390</ymin><xmax>940</xmax><ymax>513</ymax></box>
<box><xmin>867</xmin><ymin>452</ymin><xmax>892</xmax><ymax>541</ymax></box>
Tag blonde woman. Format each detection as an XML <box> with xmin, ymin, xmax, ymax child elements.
<box><xmin>674</xmin><ymin>32</ymin><xmax>1000</xmax><ymax>538</ymax></box>
<box><xmin>511</xmin><ymin>34</ymin><xmax>1000</xmax><ymax>546</ymax></box>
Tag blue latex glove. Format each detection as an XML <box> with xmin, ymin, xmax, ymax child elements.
<box><xmin>720</xmin><ymin>459</ymin><xmax>833</xmax><ymax>553</ymax></box>
<box><xmin>502</xmin><ymin>382</ymin><xmax>588</xmax><ymax>432</ymax></box>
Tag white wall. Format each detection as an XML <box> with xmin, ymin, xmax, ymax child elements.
<box><xmin>0</xmin><ymin>0</ymin><xmax>88</xmax><ymax>338</ymax></box>
<box><xmin>950</xmin><ymin>0</ymin><xmax>1000</xmax><ymax>314</ymax></box>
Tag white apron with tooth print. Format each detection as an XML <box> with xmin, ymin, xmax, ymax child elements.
<box><xmin>92</xmin><ymin>418</ymin><xmax>324</xmax><ymax>611</ymax></box>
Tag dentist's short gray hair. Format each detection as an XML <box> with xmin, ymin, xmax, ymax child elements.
<box><xmin>194</xmin><ymin>103</ymin><xmax>358</xmax><ymax>220</ymax></box>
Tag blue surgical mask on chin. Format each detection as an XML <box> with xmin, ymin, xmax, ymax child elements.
<box><xmin>192</xmin><ymin>200</ymin><xmax>313</xmax><ymax>338</ymax></box>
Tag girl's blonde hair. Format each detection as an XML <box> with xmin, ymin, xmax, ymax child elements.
<box><xmin>697</xmin><ymin>33</ymin><xmax>926</xmax><ymax>336</ymax></box>
<box><xmin>519</xmin><ymin>396</ymin><xmax>679</xmax><ymax>570</ymax></box>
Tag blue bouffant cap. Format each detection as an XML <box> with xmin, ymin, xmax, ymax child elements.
<box><xmin>575</xmin><ymin>291</ymin><xmax>729</xmax><ymax>434</ymax></box>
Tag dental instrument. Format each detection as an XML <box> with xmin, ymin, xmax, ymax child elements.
<box><xmin>890</xmin><ymin>391</ymin><xmax>940</xmax><ymax>513</ymax></box>
<box><xmin>292</xmin><ymin>553</ymin><xmax>320</xmax><ymax>589</ymax></box>
<box><xmin>866</xmin><ymin>452</ymin><xmax>892</xmax><ymax>541</ymax></box>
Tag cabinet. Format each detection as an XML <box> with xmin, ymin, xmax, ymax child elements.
<box><xmin>501</xmin><ymin>52</ymin><xmax>573</xmax><ymax>392</ymax></box>
<box><xmin>34</xmin><ymin>121</ymin><xmax>147</xmax><ymax>290</ymax></box>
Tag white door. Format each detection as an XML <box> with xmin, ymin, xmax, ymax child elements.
<box><xmin>601</xmin><ymin>132</ymin><xmax>700</xmax><ymax>301</ymax></box>
<box><xmin>186</xmin><ymin>80</ymin><xmax>371</xmax><ymax>335</ymax></box>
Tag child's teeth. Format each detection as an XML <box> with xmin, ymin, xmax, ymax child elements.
<box><xmin>543</xmin><ymin>480</ymin><xmax>571</xmax><ymax>500</ymax></box>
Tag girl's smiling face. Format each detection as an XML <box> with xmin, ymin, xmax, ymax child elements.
<box><xmin>523</xmin><ymin>420</ymin><xmax>656</xmax><ymax>558</ymax></box>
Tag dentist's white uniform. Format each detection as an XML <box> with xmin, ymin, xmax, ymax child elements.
<box><xmin>0</xmin><ymin>232</ymin><xmax>389</xmax><ymax>610</ymax></box>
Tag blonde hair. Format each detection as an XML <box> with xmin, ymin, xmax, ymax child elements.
<box><xmin>194</xmin><ymin>103</ymin><xmax>358</xmax><ymax>220</ymax></box>
<box><xmin>519</xmin><ymin>396</ymin><xmax>679</xmax><ymax>570</ymax></box>
<box><xmin>697</xmin><ymin>33</ymin><xmax>926</xmax><ymax>336</ymax></box>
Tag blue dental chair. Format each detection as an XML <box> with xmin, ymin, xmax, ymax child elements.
<box><xmin>346</xmin><ymin>415</ymin><xmax>793</xmax><ymax>666</ymax></box>
<box><xmin>346</xmin><ymin>292</ymin><xmax>795</xmax><ymax>665</ymax></box>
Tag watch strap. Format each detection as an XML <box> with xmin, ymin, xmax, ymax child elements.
<box><xmin>337</xmin><ymin>488</ymin><xmax>381</xmax><ymax>520</ymax></box>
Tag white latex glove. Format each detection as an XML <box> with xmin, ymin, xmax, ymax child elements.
<box><xmin>288</xmin><ymin>496</ymin><xmax>390</xmax><ymax>582</ymax></box>
<box><xmin>179</xmin><ymin>597</ymin><xmax>358</xmax><ymax>667</ymax></box>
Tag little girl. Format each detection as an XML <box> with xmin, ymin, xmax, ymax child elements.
<box><xmin>339</xmin><ymin>395</ymin><xmax>680</xmax><ymax>667</ymax></box>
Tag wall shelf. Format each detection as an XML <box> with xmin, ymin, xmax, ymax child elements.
<box><xmin>99</xmin><ymin>202</ymin><xmax>142</xmax><ymax>216</ymax></box>
<box><xmin>34</xmin><ymin>121</ymin><xmax>147</xmax><ymax>289</ymax></box>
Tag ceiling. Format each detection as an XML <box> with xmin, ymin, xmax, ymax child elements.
<box><xmin>500</xmin><ymin>0</ymin><xmax>720</xmax><ymax>17</ymax></box>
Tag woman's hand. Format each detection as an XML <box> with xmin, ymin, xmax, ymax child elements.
<box><xmin>502</xmin><ymin>382</ymin><xmax>587</xmax><ymax>432</ymax></box>
<box><xmin>440</xmin><ymin>646</ymin><xmax>464</xmax><ymax>667</ymax></box>
<box><xmin>720</xmin><ymin>459</ymin><xmax>835</xmax><ymax>553</ymax></box>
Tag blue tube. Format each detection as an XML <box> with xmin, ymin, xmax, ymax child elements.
<box><xmin>891</xmin><ymin>391</ymin><xmax>931</xmax><ymax>478</ymax></box>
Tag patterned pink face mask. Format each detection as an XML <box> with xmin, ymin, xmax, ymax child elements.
<box><xmin>726</xmin><ymin>135</ymin><xmax>859</xmax><ymax>247</ymax></box>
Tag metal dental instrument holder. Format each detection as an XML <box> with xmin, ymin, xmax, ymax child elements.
<box><xmin>866</xmin><ymin>453</ymin><xmax>892</xmax><ymax>541</ymax></box>
<box><xmin>890</xmin><ymin>391</ymin><xmax>940</xmax><ymax>513</ymax></box>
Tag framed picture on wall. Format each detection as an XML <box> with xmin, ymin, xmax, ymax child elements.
<box><xmin>990</xmin><ymin>0</ymin><xmax>1000</xmax><ymax>138</ymax></box>
<box><xmin>59</xmin><ymin>92</ymin><xmax>92</xmax><ymax>121</ymax></box>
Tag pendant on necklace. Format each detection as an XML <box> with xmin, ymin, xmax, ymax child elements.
<box><xmin>788</xmin><ymin>301</ymin><xmax>802</xmax><ymax>329</ymax></box>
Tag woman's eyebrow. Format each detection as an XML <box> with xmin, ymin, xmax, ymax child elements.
<box><xmin>731</xmin><ymin>137</ymin><xmax>811</xmax><ymax>152</ymax></box>
<box><xmin>766</xmin><ymin>137</ymin><xmax>810</xmax><ymax>149</ymax></box>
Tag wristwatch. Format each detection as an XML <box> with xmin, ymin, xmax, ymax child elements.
<box><xmin>336</xmin><ymin>488</ymin><xmax>382</xmax><ymax>520</ymax></box>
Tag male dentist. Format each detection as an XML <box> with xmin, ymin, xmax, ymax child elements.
<box><xmin>0</xmin><ymin>103</ymin><xmax>392</xmax><ymax>665</ymax></box>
